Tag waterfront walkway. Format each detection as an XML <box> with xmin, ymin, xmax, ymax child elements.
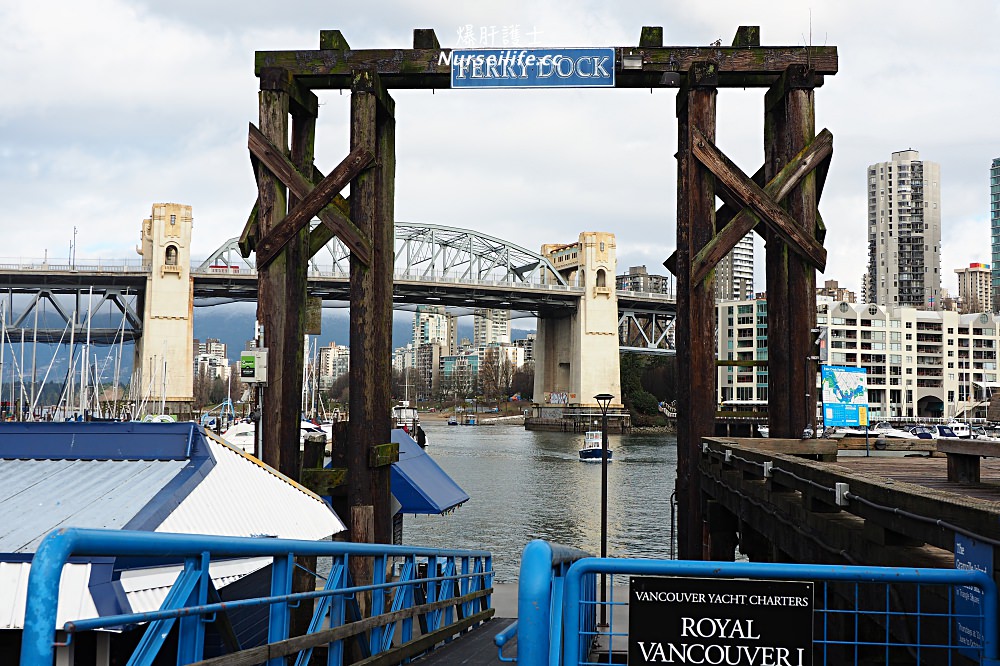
<box><xmin>412</xmin><ymin>584</ymin><xmax>517</xmax><ymax>664</ymax></box>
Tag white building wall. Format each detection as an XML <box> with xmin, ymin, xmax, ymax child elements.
<box><xmin>717</xmin><ymin>296</ymin><xmax>1000</xmax><ymax>420</ymax></box>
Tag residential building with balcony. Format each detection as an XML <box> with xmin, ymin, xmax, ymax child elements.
<box><xmin>866</xmin><ymin>150</ymin><xmax>942</xmax><ymax>309</ymax></box>
<box><xmin>717</xmin><ymin>297</ymin><xmax>1000</xmax><ymax>421</ymax></box>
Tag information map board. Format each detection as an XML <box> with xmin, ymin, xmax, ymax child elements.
<box><xmin>821</xmin><ymin>365</ymin><xmax>868</xmax><ymax>427</ymax></box>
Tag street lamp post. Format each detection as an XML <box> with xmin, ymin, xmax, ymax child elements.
<box><xmin>594</xmin><ymin>392</ymin><xmax>614</xmax><ymax>627</ymax></box>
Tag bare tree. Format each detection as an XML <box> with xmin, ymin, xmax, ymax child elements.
<box><xmin>479</xmin><ymin>347</ymin><xmax>501</xmax><ymax>405</ymax></box>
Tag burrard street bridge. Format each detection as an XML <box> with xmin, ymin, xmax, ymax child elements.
<box><xmin>0</xmin><ymin>221</ymin><xmax>676</xmax><ymax>352</ymax></box>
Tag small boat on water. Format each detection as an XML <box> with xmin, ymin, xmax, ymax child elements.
<box><xmin>579</xmin><ymin>430</ymin><xmax>612</xmax><ymax>462</ymax></box>
<box><xmin>447</xmin><ymin>416</ymin><xmax>458</xmax><ymax>426</ymax></box>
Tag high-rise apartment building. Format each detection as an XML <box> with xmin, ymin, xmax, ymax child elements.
<box><xmin>616</xmin><ymin>265</ymin><xmax>673</xmax><ymax>295</ymax></box>
<box><xmin>866</xmin><ymin>150</ymin><xmax>942</xmax><ymax>309</ymax></box>
<box><xmin>473</xmin><ymin>308</ymin><xmax>510</xmax><ymax>346</ymax></box>
<box><xmin>412</xmin><ymin>305</ymin><xmax>457</xmax><ymax>352</ymax></box>
<box><xmin>990</xmin><ymin>158</ymin><xmax>1000</xmax><ymax>309</ymax></box>
<box><xmin>955</xmin><ymin>263</ymin><xmax>993</xmax><ymax>314</ymax></box>
<box><xmin>715</xmin><ymin>234</ymin><xmax>754</xmax><ymax>300</ymax></box>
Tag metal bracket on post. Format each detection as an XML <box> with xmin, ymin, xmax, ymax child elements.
<box><xmin>763</xmin><ymin>461</ymin><xmax>773</xmax><ymax>478</ymax></box>
<box><xmin>835</xmin><ymin>482</ymin><xmax>850</xmax><ymax>507</ymax></box>
<box><xmin>724</xmin><ymin>449</ymin><xmax>732</xmax><ymax>463</ymax></box>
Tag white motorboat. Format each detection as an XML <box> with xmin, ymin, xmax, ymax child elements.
<box><xmin>944</xmin><ymin>421</ymin><xmax>972</xmax><ymax>438</ymax></box>
<box><xmin>221</xmin><ymin>420</ymin><xmax>328</xmax><ymax>454</ymax></box>
<box><xmin>909</xmin><ymin>424</ymin><xmax>961</xmax><ymax>439</ymax></box>
<box><xmin>579</xmin><ymin>431</ymin><xmax>612</xmax><ymax>462</ymax></box>
<box><xmin>870</xmin><ymin>422</ymin><xmax>920</xmax><ymax>439</ymax></box>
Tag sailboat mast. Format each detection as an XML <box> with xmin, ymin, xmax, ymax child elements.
<box><xmin>66</xmin><ymin>308</ymin><xmax>76</xmax><ymax>418</ymax></box>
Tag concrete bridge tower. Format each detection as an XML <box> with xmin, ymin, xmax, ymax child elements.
<box><xmin>134</xmin><ymin>203</ymin><xmax>194</xmax><ymax>417</ymax></box>
<box><xmin>532</xmin><ymin>231</ymin><xmax>624</xmax><ymax>427</ymax></box>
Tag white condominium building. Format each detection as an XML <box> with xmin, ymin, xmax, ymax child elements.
<box><xmin>717</xmin><ymin>297</ymin><xmax>1000</xmax><ymax>421</ymax></box>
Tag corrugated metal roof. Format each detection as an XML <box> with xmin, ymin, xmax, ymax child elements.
<box><xmin>0</xmin><ymin>458</ymin><xmax>187</xmax><ymax>553</ymax></box>
<box><xmin>0</xmin><ymin>422</ymin><xmax>346</xmax><ymax>631</ymax></box>
<box><xmin>0</xmin><ymin>561</ymin><xmax>98</xmax><ymax>629</ymax></box>
<box><xmin>117</xmin><ymin>558</ymin><xmax>272</xmax><ymax>618</ymax></box>
<box><xmin>156</xmin><ymin>434</ymin><xmax>345</xmax><ymax>539</ymax></box>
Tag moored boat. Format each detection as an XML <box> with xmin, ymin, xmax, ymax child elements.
<box><xmin>579</xmin><ymin>430</ymin><xmax>612</xmax><ymax>462</ymax></box>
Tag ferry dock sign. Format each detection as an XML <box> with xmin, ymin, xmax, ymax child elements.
<box><xmin>447</xmin><ymin>48</ymin><xmax>615</xmax><ymax>88</ymax></box>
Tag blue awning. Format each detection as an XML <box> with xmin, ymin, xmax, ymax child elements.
<box><xmin>390</xmin><ymin>429</ymin><xmax>469</xmax><ymax>514</ymax></box>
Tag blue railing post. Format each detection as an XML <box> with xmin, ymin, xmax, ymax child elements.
<box><xmin>176</xmin><ymin>552</ymin><xmax>210</xmax><ymax>664</ymax></box>
<box><xmin>20</xmin><ymin>528</ymin><xmax>493</xmax><ymax>666</ymax></box>
<box><xmin>517</xmin><ymin>540</ymin><xmax>555</xmax><ymax>666</ymax></box>
<box><xmin>267</xmin><ymin>553</ymin><xmax>293</xmax><ymax>666</ymax></box>
<box><xmin>21</xmin><ymin>529</ymin><xmax>77</xmax><ymax>666</ymax></box>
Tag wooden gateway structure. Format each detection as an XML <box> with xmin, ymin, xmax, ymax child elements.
<box><xmin>241</xmin><ymin>26</ymin><xmax>837</xmax><ymax>563</ymax></box>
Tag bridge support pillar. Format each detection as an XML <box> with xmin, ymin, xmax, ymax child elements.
<box><xmin>532</xmin><ymin>232</ymin><xmax>622</xmax><ymax>424</ymax></box>
<box><xmin>134</xmin><ymin>203</ymin><xmax>194</xmax><ymax>418</ymax></box>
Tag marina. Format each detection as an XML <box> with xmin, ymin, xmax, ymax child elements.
<box><xmin>5</xmin><ymin>11</ymin><xmax>1000</xmax><ymax>666</ymax></box>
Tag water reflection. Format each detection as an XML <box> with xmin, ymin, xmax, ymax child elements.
<box><xmin>402</xmin><ymin>423</ymin><xmax>678</xmax><ymax>582</ymax></box>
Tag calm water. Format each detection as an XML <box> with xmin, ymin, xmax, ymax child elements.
<box><xmin>402</xmin><ymin>422</ymin><xmax>678</xmax><ymax>582</ymax></box>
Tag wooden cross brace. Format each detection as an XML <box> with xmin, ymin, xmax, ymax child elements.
<box><xmin>663</xmin><ymin>128</ymin><xmax>831</xmax><ymax>282</ymax></box>
<box><xmin>690</xmin><ymin>127</ymin><xmax>828</xmax><ymax>282</ymax></box>
<box><xmin>247</xmin><ymin>122</ymin><xmax>374</xmax><ymax>269</ymax></box>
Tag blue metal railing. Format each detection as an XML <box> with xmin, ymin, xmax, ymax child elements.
<box><xmin>20</xmin><ymin>527</ymin><xmax>493</xmax><ymax>666</ymax></box>
<box><xmin>550</xmin><ymin>558</ymin><xmax>1000</xmax><ymax>666</ymax></box>
<box><xmin>496</xmin><ymin>540</ymin><xmax>593</xmax><ymax>664</ymax></box>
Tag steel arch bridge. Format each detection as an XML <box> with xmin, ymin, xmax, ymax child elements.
<box><xmin>0</xmin><ymin>222</ymin><xmax>675</xmax><ymax>352</ymax></box>
<box><xmin>196</xmin><ymin>221</ymin><xmax>569</xmax><ymax>287</ymax></box>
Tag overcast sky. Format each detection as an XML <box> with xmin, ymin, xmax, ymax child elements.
<box><xmin>2</xmin><ymin>1</ymin><xmax>998</xmax><ymax>297</ymax></box>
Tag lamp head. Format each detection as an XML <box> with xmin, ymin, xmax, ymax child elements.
<box><xmin>594</xmin><ymin>393</ymin><xmax>614</xmax><ymax>415</ymax></box>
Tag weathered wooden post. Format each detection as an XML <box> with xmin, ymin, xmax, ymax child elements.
<box><xmin>348</xmin><ymin>70</ymin><xmax>396</xmax><ymax>592</ymax></box>
<box><xmin>256</xmin><ymin>69</ymin><xmax>307</xmax><ymax>480</ymax></box>
<box><xmin>765</xmin><ymin>65</ymin><xmax>822</xmax><ymax>439</ymax></box>
<box><xmin>675</xmin><ymin>62</ymin><xmax>718</xmax><ymax>561</ymax></box>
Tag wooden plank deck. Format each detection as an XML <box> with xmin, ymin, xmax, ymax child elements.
<box><xmin>412</xmin><ymin>618</ymin><xmax>515</xmax><ymax>665</ymax></box>
<box><xmin>834</xmin><ymin>453</ymin><xmax>1000</xmax><ymax>503</ymax></box>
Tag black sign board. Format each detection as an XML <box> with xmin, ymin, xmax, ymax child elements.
<box><xmin>629</xmin><ymin>576</ymin><xmax>813</xmax><ymax>665</ymax></box>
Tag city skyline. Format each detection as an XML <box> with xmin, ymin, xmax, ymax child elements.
<box><xmin>2</xmin><ymin>2</ymin><xmax>999</xmax><ymax>299</ymax></box>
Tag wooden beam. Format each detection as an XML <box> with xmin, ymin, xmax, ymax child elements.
<box><xmin>238</xmin><ymin>202</ymin><xmax>258</xmax><ymax>257</ymax></box>
<box><xmin>691</xmin><ymin>127</ymin><xmax>826</xmax><ymax>271</ymax></box>
<box><xmin>691</xmin><ymin>129</ymin><xmax>833</xmax><ymax>284</ymax></box>
<box><xmin>663</xmin><ymin>161</ymin><xmax>770</xmax><ymax>278</ymax></box>
<box><xmin>732</xmin><ymin>26</ymin><xmax>761</xmax><ymax>47</ymax></box>
<box><xmin>310</xmin><ymin>193</ymin><xmax>351</xmax><ymax>254</ymax></box>
<box><xmin>320</xmin><ymin>29</ymin><xmax>350</xmax><ymax>50</ymax></box>
<box><xmin>255</xmin><ymin>146</ymin><xmax>374</xmax><ymax>269</ymax></box>
<box><xmin>413</xmin><ymin>28</ymin><xmax>440</xmax><ymax>50</ymax></box>
<box><xmin>639</xmin><ymin>26</ymin><xmax>663</xmax><ymax>47</ymax></box>
<box><xmin>254</xmin><ymin>46</ymin><xmax>838</xmax><ymax>88</ymax></box>
<box><xmin>259</xmin><ymin>67</ymin><xmax>319</xmax><ymax>118</ymax></box>
<box><xmin>248</xmin><ymin>123</ymin><xmax>372</xmax><ymax>265</ymax></box>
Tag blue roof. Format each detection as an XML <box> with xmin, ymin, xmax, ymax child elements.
<box><xmin>0</xmin><ymin>422</ymin><xmax>215</xmax><ymax>553</ymax></box>
<box><xmin>0</xmin><ymin>421</ymin><xmax>211</xmax><ymax>461</ymax></box>
<box><xmin>390</xmin><ymin>429</ymin><xmax>469</xmax><ymax>514</ymax></box>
